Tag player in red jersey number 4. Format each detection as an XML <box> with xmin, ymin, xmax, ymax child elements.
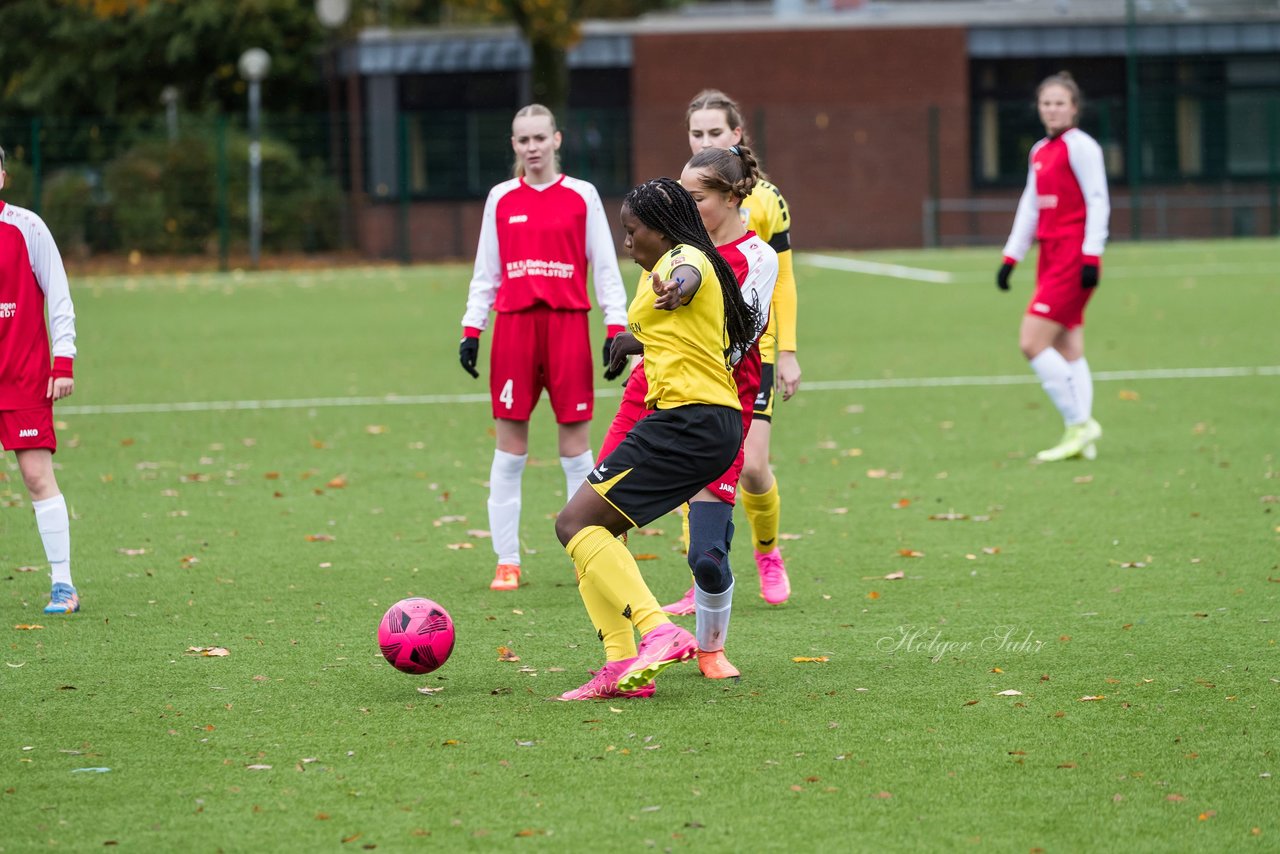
<box><xmin>0</xmin><ymin>145</ymin><xmax>81</xmax><ymax>614</ymax></box>
<box><xmin>459</xmin><ymin>106</ymin><xmax>627</xmax><ymax>591</ymax></box>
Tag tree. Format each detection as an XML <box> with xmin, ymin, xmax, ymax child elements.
<box><xmin>457</xmin><ymin>0</ymin><xmax>679</xmax><ymax>116</ymax></box>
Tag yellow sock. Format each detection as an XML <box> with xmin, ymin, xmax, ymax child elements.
<box><xmin>566</xmin><ymin>527</ymin><xmax>636</xmax><ymax>660</ymax></box>
<box><xmin>740</xmin><ymin>479</ymin><xmax>781</xmax><ymax>554</ymax></box>
<box><xmin>679</xmin><ymin>503</ymin><xmax>691</xmax><ymax>554</ymax></box>
<box><xmin>566</xmin><ymin>525</ymin><xmax>668</xmax><ymax>638</ymax></box>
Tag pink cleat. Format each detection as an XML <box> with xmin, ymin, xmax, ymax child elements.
<box><xmin>661</xmin><ymin>585</ymin><xmax>696</xmax><ymax>616</ymax></box>
<box><xmin>755</xmin><ymin>548</ymin><xmax>791</xmax><ymax>604</ymax></box>
<box><xmin>556</xmin><ymin>658</ymin><xmax>655</xmax><ymax>701</ymax></box>
<box><xmin>618</xmin><ymin>623</ymin><xmax>696</xmax><ymax>692</ymax></box>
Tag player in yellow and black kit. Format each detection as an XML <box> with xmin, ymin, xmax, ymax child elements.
<box><xmin>553</xmin><ymin>177</ymin><xmax>761</xmax><ymax>701</ymax></box>
<box><xmin>666</xmin><ymin>89</ymin><xmax>802</xmax><ymax>608</ymax></box>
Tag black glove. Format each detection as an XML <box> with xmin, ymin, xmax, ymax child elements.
<box><xmin>1081</xmin><ymin>262</ymin><xmax>1099</xmax><ymax>289</ymax></box>
<box><xmin>603</xmin><ymin>336</ymin><xmax>624</xmax><ymax>381</ymax></box>
<box><xmin>996</xmin><ymin>261</ymin><xmax>1014</xmax><ymax>291</ymax></box>
<box><xmin>459</xmin><ymin>337</ymin><xmax>479</xmax><ymax>379</ymax></box>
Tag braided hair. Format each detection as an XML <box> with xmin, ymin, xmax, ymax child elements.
<box><xmin>686</xmin><ymin>144</ymin><xmax>762</xmax><ymax>202</ymax></box>
<box><xmin>623</xmin><ymin>177</ymin><xmax>760</xmax><ymax>361</ymax></box>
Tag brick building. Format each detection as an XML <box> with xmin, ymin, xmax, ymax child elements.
<box><xmin>333</xmin><ymin>0</ymin><xmax>1280</xmax><ymax>259</ymax></box>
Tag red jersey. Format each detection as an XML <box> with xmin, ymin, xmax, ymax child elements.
<box><xmin>0</xmin><ymin>201</ymin><xmax>76</xmax><ymax>410</ymax></box>
<box><xmin>1003</xmin><ymin>127</ymin><xmax>1110</xmax><ymax>261</ymax></box>
<box><xmin>462</xmin><ymin>174</ymin><xmax>626</xmax><ymax>334</ymax></box>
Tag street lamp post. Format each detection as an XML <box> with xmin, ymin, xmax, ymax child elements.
<box><xmin>316</xmin><ymin>0</ymin><xmax>351</xmax><ymax>246</ymax></box>
<box><xmin>160</xmin><ymin>86</ymin><xmax>180</xmax><ymax>142</ymax></box>
<box><xmin>238</xmin><ymin>48</ymin><xmax>271</xmax><ymax>269</ymax></box>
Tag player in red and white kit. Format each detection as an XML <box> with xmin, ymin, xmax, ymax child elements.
<box><xmin>997</xmin><ymin>71</ymin><xmax>1110</xmax><ymax>462</ymax></box>
<box><xmin>598</xmin><ymin>145</ymin><xmax>777</xmax><ymax>679</ymax></box>
<box><xmin>0</xmin><ymin>146</ymin><xmax>80</xmax><ymax>614</ymax></box>
<box><xmin>459</xmin><ymin>105</ymin><xmax>627</xmax><ymax>591</ymax></box>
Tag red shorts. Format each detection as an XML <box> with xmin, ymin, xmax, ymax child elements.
<box><xmin>597</xmin><ymin>347</ymin><xmax>761</xmax><ymax>506</ymax></box>
<box><xmin>1027</xmin><ymin>237</ymin><xmax>1096</xmax><ymax>329</ymax></box>
<box><xmin>489</xmin><ymin>307</ymin><xmax>594</xmax><ymax>423</ymax></box>
<box><xmin>0</xmin><ymin>406</ymin><xmax>56</xmax><ymax>452</ymax></box>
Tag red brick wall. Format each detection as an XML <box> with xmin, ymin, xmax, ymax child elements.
<box><xmin>631</xmin><ymin>26</ymin><xmax>970</xmax><ymax>250</ymax></box>
<box><xmin>365</xmin><ymin>25</ymin><xmax>971</xmax><ymax>260</ymax></box>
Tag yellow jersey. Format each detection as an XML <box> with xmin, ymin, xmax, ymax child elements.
<box><xmin>629</xmin><ymin>245</ymin><xmax>741</xmax><ymax>411</ymax></box>
<box><xmin>740</xmin><ymin>179</ymin><xmax>797</xmax><ymax>361</ymax></box>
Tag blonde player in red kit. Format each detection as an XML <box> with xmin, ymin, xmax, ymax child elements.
<box><xmin>998</xmin><ymin>72</ymin><xmax>1110</xmax><ymax>462</ymax></box>
<box><xmin>460</xmin><ymin>105</ymin><xmax>627</xmax><ymax>591</ymax></box>
<box><xmin>0</xmin><ymin>146</ymin><xmax>80</xmax><ymax>614</ymax></box>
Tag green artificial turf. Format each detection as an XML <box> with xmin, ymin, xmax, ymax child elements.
<box><xmin>2</xmin><ymin>240</ymin><xmax>1277</xmax><ymax>851</ymax></box>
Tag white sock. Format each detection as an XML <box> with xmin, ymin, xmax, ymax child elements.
<box><xmin>1029</xmin><ymin>347</ymin><xmax>1082</xmax><ymax>426</ymax></box>
<box><xmin>487</xmin><ymin>450</ymin><xmax>527</xmax><ymax>566</ymax></box>
<box><xmin>1069</xmin><ymin>357</ymin><xmax>1093</xmax><ymax>423</ymax></box>
<box><xmin>560</xmin><ymin>450</ymin><xmax>594</xmax><ymax>502</ymax></box>
<box><xmin>694</xmin><ymin>580</ymin><xmax>734</xmax><ymax>653</ymax></box>
<box><xmin>33</xmin><ymin>494</ymin><xmax>72</xmax><ymax>587</ymax></box>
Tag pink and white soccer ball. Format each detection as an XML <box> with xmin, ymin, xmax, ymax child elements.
<box><xmin>377</xmin><ymin>597</ymin><xmax>455</xmax><ymax>675</ymax></box>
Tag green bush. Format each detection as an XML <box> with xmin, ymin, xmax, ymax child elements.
<box><xmin>41</xmin><ymin>169</ymin><xmax>95</xmax><ymax>257</ymax></box>
<box><xmin>99</xmin><ymin>126</ymin><xmax>342</xmax><ymax>256</ymax></box>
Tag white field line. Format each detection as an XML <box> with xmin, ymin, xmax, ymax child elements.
<box><xmin>800</xmin><ymin>253</ymin><xmax>955</xmax><ymax>283</ymax></box>
<box><xmin>57</xmin><ymin>365</ymin><xmax>1280</xmax><ymax>417</ymax></box>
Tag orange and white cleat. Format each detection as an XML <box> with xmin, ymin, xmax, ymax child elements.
<box><xmin>697</xmin><ymin>649</ymin><xmax>740</xmax><ymax>680</ymax></box>
<box><xmin>489</xmin><ymin>563</ymin><xmax>521</xmax><ymax>591</ymax></box>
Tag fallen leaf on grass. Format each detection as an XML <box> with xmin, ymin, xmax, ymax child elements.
<box><xmin>1073</xmin><ymin>475</ymin><xmax>1094</xmax><ymax>484</ymax></box>
<box><xmin>1166</xmin><ymin>794</ymin><xmax>1186</xmax><ymax>802</ymax></box>
<box><xmin>1198</xmin><ymin>811</ymin><xmax>1217</xmax><ymax>821</ymax></box>
<box><xmin>982</xmin><ymin>547</ymin><xmax>1001</xmax><ymax>555</ymax></box>
<box><xmin>870</xmin><ymin>791</ymin><xmax>892</xmax><ymax>799</ymax></box>
<box><xmin>187</xmin><ymin>647</ymin><xmax>230</xmax><ymax>657</ymax></box>
<box><xmin>432</xmin><ymin>515</ymin><xmax>466</xmax><ymax>526</ymax></box>
<box><xmin>1078</xmin><ymin>695</ymin><xmax>1105</xmax><ymax>702</ymax></box>
<box><xmin>14</xmin><ymin>624</ymin><xmax>44</xmax><ymax>631</ymax></box>
<box><xmin>1058</xmin><ymin>762</ymin><xmax>1077</xmax><ymax>769</ymax></box>
<box><xmin>497</xmin><ymin>646</ymin><xmax>520</xmax><ymax>662</ymax></box>
<box><xmin>245</xmin><ymin>764</ymin><xmax>272</xmax><ymax>771</ymax></box>
<box><xmin>891</xmin><ymin>498</ymin><xmax>910</xmax><ymax>509</ymax></box>
<box><xmin>866</xmin><ymin>591</ymin><xmax>880</xmax><ymax>600</ymax></box>
<box><xmin>779</xmin><ymin>533</ymin><xmax>803</xmax><ymax>541</ymax></box>
<box><xmin>828</xmin><ymin>507</ymin><xmax>849</xmax><ymax>515</ymax></box>
<box><xmin>636</xmin><ymin>528</ymin><xmax>665</xmax><ymax>537</ymax></box>
<box><xmin>326</xmin><ymin>475</ymin><xmax>347</xmax><ymax>489</ymax></box>
<box><xmin>792</xmin><ymin>656</ymin><xmax>829</xmax><ymax>663</ymax></box>
<box><xmin>304</xmin><ymin>534</ymin><xmax>335</xmax><ymax>542</ymax></box>
<box><xmin>866</xmin><ymin>469</ymin><xmax>887</xmax><ymax>479</ymax></box>
<box><xmin>928</xmin><ymin>512</ymin><xmax>968</xmax><ymax>521</ymax></box>
<box><xmin>180</xmin><ymin>556</ymin><xmax>200</xmax><ymax>568</ymax></box>
<box><xmin>633</xmin><ymin>554</ymin><xmax>658</xmax><ymax>561</ymax></box>
<box><xmin>117</xmin><ymin>548</ymin><xmax>148</xmax><ymax>556</ymax></box>
<box><xmin>416</xmin><ymin>686</ymin><xmax>443</xmax><ymax>695</ymax></box>
<box><xmin>996</xmin><ymin>690</ymin><xmax>1023</xmax><ymax>696</ymax></box>
<box><xmin>365</xmin><ymin>425</ymin><xmax>388</xmax><ymax>435</ymax></box>
<box><xmin>14</xmin><ymin>566</ymin><xmax>39</xmax><ymax>573</ymax></box>
<box><xmin>898</xmin><ymin>549</ymin><xmax>924</xmax><ymax>558</ymax></box>
<box><xmin>963</xmin><ymin>700</ymin><xmax>979</xmax><ymax>706</ymax></box>
<box><xmin>446</xmin><ymin>543</ymin><xmax>474</xmax><ymax>550</ymax></box>
<box><xmin>1118</xmin><ymin>390</ymin><xmax>1140</xmax><ymax>401</ymax></box>
<box><xmin>515</xmin><ymin>829</ymin><xmax>547</xmax><ymax>837</ymax></box>
<box><xmin>465</xmin><ymin>529</ymin><xmax>491</xmax><ymax>538</ymax></box>
<box><xmin>883</xmin><ymin>571</ymin><xmax>904</xmax><ymax>581</ymax></box>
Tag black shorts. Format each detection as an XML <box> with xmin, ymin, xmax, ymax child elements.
<box><xmin>752</xmin><ymin>362</ymin><xmax>774</xmax><ymax>422</ymax></box>
<box><xmin>589</xmin><ymin>404</ymin><xmax>742</xmax><ymax>528</ymax></box>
